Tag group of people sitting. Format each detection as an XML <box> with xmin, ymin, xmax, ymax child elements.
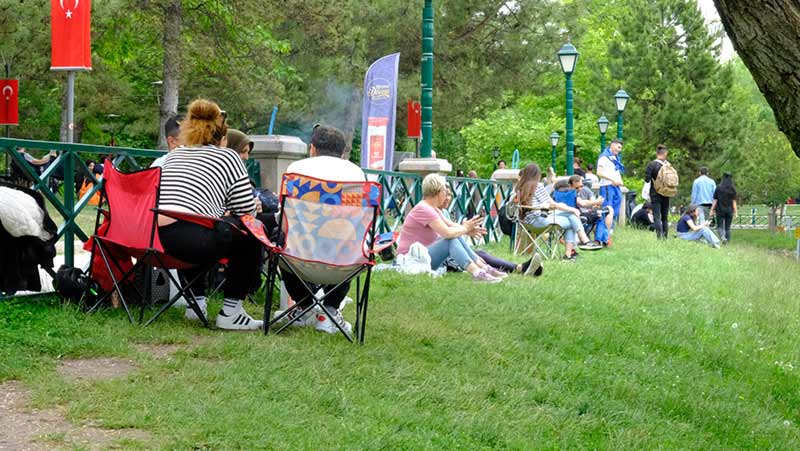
<box><xmin>141</xmin><ymin>98</ymin><xmax>363</xmax><ymax>334</ymax></box>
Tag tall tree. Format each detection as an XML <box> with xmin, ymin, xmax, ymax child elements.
<box><xmin>713</xmin><ymin>0</ymin><xmax>800</xmax><ymax>159</ymax></box>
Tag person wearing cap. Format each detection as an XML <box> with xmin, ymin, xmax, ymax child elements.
<box><xmin>596</xmin><ymin>139</ymin><xmax>625</xmax><ymax>229</ymax></box>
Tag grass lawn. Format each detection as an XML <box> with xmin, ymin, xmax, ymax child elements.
<box><xmin>1</xmin><ymin>229</ymin><xmax>799</xmax><ymax>449</ymax></box>
<box><xmin>731</xmin><ymin>229</ymin><xmax>798</xmax><ymax>253</ymax></box>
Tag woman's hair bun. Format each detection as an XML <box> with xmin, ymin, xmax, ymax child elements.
<box><xmin>188</xmin><ymin>98</ymin><xmax>219</xmax><ymax>122</ymax></box>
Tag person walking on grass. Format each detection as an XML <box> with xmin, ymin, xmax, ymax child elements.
<box><xmin>676</xmin><ymin>204</ymin><xmax>721</xmax><ymax>248</ymax></box>
<box><xmin>709</xmin><ymin>172</ymin><xmax>738</xmax><ymax>244</ymax></box>
<box><xmin>644</xmin><ymin>144</ymin><xmax>675</xmax><ymax>239</ymax></box>
<box><xmin>691</xmin><ymin>166</ymin><xmax>716</xmax><ymax>223</ymax></box>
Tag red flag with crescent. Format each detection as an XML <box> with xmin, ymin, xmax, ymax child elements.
<box><xmin>51</xmin><ymin>0</ymin><xmax>92</xmax><ymax>70</ymax></box>
<box><xmin>0</xmin><ymin>80</ymin><xmax>19</xmax><ymax>125</ymax></box>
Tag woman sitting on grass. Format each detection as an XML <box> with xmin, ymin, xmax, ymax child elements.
<box><xmin>437</xmin><ymin>188</ymin><xmax>542</xmax><ymax>277</ymax></box>
<box><xmin>514</xmin><ymin>163</ymin><xmax>598</xmax><ymax>261</ymax></box>
<box><xmin>397</xmin><ymin>173</ymin><xmax>505</xmax><ymax>283</ymax></box>
<box><xmin>676</xmin><ymin>204</ymin><xmax>721</xmax><ymax>248</ymax></box>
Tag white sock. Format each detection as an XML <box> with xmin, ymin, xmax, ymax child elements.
<box><xmin>189</xmin><ymin>296</ymin><xmax>206</xmax><ymax>310</ymax></box>
<box><xmin>222</xmin><ymin>298</ymin><xmax>242</xmax><ymax>316</ymax></box>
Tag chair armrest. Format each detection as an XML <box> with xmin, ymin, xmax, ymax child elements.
<box><xmin>367</xmin><ymin>231</ymin><xmax>398</xmax><ymax>254</ymax></box>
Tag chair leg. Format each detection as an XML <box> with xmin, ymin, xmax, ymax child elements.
<box><xmin>263</xmin><ymin>257</ymin><xmax>278</xmax><ymax>335</ymax></box>
<box><xmin>358</xmin><ymin>268</ymin><xmax>373</xmax><ymax>344</ymax></box>
<box><xmin>143</xmin><ymin>265</ymin><xmax>209</xmax><ymax>328</ymax></box>
<box><xmin>90</xmin><ymin>242</ymin><xmax>136</xmax><ymax>323</ymax></box>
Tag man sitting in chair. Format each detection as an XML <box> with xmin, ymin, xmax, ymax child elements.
<box><xmin>569</xmin><ymin>175</ymin><xmax>613</xmax><ymax>246</ymax></box>
<box><xmin>275</xmin><ymin>124</ymin><xmax>364</xmax><ymax>334</ymax></box>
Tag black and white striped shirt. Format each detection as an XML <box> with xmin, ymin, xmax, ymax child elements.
<box><xmin>158</xmin><ymin>145</ymin><xmax>256</xmax><ymax>218</ymax></box>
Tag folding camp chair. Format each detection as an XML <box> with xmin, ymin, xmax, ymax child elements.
<box><xmin>84</xmin><ymin>161</ymin><xmax>223</xmax><ymax>327</ymax></box>
<box><xmin>263</xmin><ymin>172</ymin><xmax>389</xmax><ymax>343</ymax></box>
<box><xmin>506</xmin><ymin>201</ymin><xmax>565</xmax><ymax>260</ymax></box>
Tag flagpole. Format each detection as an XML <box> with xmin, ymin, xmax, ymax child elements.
<box><xmin>66</xmin><ymin>71</ymin><xmax>75</xmax><ymax>143</ymax></box>
<box><xmin>4</xmin><ymin>62</ymin><xmax>8</xmax><ymax>139</ymax></box>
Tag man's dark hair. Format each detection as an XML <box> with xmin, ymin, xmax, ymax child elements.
<box><xmin>311</xmin><ymin>124</ymin><xmax>346</xmax><ymax>158</ymax></box>
<box><xmin>568</xmin><ymin>174</ymin><xmax>582</xmax><ymax>186</ymax></box>
<box><xmin>642</xmin><ymin>201</ymin><xmax>652</xmax><ymax>210</ymax></box>
<box><xmin>656</xmin><ymin>144</ymin><xmax>668</xmax><ymax>156</ymax></box>
<box><xmin>164</xmin><ymin>114</ymin><xmax>183</xmax><ymax>139</ymax></box>
<box><xmin>586</xmin><ymin>163</ymin><xmax>595</xmax><ymax>171</ymax></box>
<box><xmin>611</xmin><ymin>138</ymin><xmax>623</xmax><ymax>145</ymax></box>
<box><xmin>699</xmin><ymin>166</ymin><xmax>708</xmax><ymax>175</ymax></box>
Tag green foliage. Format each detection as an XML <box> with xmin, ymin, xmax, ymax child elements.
<box><xmin>2</xmin><ymin>230</ymin><xmax>800</xmax><ymax>449</ymax></box>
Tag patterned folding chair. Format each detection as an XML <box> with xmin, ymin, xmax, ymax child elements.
<box><xmin>263</xmin><ymin>173</ymin><xmax>390</xmax><ymax>343</ymax></box>
<box><xmin>506</xmin><ymin>201</ymin><xmax>565</xmax><ymax>261</ymax></box>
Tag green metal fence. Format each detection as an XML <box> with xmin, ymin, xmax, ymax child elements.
<box><xmin>1</xmin><ymin>138</ymin><xmax>514</xmax><ymax>299</ymax></box>
<box><xmin>1</xmin><ymin>138</ymin><xmax>165</xmax><ymax>270</ymax></box>
<box><xmin>364</xmin><ymin>169</ymin><xmax>515</xmax><ymax>244</ymax></box>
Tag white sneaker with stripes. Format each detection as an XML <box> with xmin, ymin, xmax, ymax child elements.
<box><xmin>215</xmin><ymin>307</ymin><xmax>263</xmax><ymax>331</ymax></box>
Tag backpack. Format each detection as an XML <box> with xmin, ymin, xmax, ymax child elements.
<box><xmin>654</xmin><ymin>160</ymin><xmax>679</xmax><ymax>197</ymax></box>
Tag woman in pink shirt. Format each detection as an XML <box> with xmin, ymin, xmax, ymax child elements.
<box><xmin>397</xmin><ymin>174</ymin><xmax>504</xmax><ymax>283</ymax></box>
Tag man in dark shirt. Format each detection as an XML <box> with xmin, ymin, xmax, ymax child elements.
<box><xmin>631</xmin><ymin>202</ymin><xmax>655</xmax><ymax>230</ymax></box>
<box><xmin>644</xmin><ymin>144</ymin><xmax>670</xmax><ymax>239</ymax></box>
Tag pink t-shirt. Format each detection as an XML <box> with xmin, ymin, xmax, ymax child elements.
<box><xmin>397</xmin><ymin>202</ymin><xmax>443</xmax><ymax>255</ymax></box>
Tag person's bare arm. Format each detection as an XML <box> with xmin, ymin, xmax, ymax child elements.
<box><xmin>428</xmin><ymin>215</ymin><xmax>481</xmax><ymax>239</ymax></box>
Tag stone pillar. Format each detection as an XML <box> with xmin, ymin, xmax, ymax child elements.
<box><xmin>398</xmin><ymin>157</ymin><xmax>452</xmax><ymax>177</ymax></box>
<box><xmin>490</xmin><ymin>168</ymin><xmax>520</xmax><ymax>183</ymax></box>
<box><xmin>249</xmin><ymin>135</ymin><xmax>307</xmax><ymax>193</ymax></box>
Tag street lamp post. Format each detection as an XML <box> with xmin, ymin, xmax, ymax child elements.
<box><xmin>106</xmin><ymin>113</ymin><xmax>119</xmax><ymax>146</ymax></box>
<box><xmin>420</xmin><ymin>0</ymin><xmax>434</xmax><ymax>158</ymax></box>
<box><xmin>557</xmin><ymin>43</ymin><xmax>579</xmax><ymax>176</ymax></box>
<box><xmin>549</xmin><ymin>132</ymin><xmax>560</xmax><ymax>171</ymax></box>
<box><xmin>614</xmin><ymin>89</ymin><xmax>629</xmax><ymax>140</ymax></box>
<box><xmin>492</xmin><ymin>146</ymin><xmax>500</xmax><ymax>161</ymax></box>
<box><xmin>597</xmin><ymin>115</ymin><xmax>609</xmax><ymax>152</ymax></box>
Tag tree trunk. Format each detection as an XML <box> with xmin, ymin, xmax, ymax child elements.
<box><xmin>158</xmin><ymin>0</ymin><xmax>181</xmax><ymax>150</ymax></box>
<box><xmin>713</xmin><ymin>0</ymin><xmax>800</xmax><ymax>158</ymax></box>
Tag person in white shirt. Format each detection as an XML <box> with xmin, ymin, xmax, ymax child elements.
<box><xmin>276</xmin><ymin>125</ymin><xmax>365</xmax><ymax>335</ymax></box>
<box><xmin>596</xmin><ymin>139</ymin><xmax>625</xmax><ymax>229</ymax></box>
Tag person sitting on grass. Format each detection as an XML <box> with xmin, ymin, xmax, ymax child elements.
<box><xmin>397</xmin><ymin>173</ymin><xmax>505</xmax><ymax>283</ymax></box>
<box><xmin>515</xmin><ymin>164</ymin><xmax>599</xmax><ymax>262</ymax></box>
<box><xmin>438</xmin><ymin>188</ymin><xmax>542</xmax><ymax>277</ymax></box>
<box><xmin>676</xmin><ymin>204</ymin><xmax>721</xmax><ymax>248</ymax></box>
<box><xmin>631</xmin><ymin>202</ymin><xmax>655</xmax><ymax>230</ymax></box>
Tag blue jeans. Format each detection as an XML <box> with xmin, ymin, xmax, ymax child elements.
<box><xmin>600</xmin><ymin>185</ymin><xmax>622</xmax><ymax>222</ymax></box>
<box><xmin>427</xmin><ymin>236</ymin><xmax>479</xmax><ymax>270</ymax></box>
<box><xmin>678</xmin><ymin>227</ymin><xmax>721</xmax><ymax>247</ymax></box>
<box><xmin>527</xmin><ymin>212</ymin><xmax>582</xmax><ymax>244</ymax></box>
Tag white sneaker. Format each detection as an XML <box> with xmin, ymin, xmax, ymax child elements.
<box><xmin>274</xmin><ymin>307</ymin><xmax>317</xmax><ymax>327</ymax></box>
<box><xmin>215</xmin><ymin>307</ymin><xmax>263</xmax><ymax>331</ymax></box>
<box><xmin>315</xmin><ymin>306</ymin><xmax>352</xmax><ymax>335</ymax></box>
<box><xmin>185</xmin><ymin>304</ymin><xmax>207</xmax><ymax>322</ymax></box>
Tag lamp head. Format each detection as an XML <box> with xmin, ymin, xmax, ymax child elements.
<box><xmin>549</xmin><ymin>132</ymin><xmax>560</xmax><ymax>147</ymax></box>
<box><xmin>556</xmin><ymin>43</ymin><xmax>579</xmax><ymax>75</ymax></box>
<box><xmin>597</xmin><ymin>115</ymin><xmax>609</xmax><ymax>134</ymax></box>
<box><xmin>614</xmin><ymin>89</ymin><xmax>630</xmax><ymax>112</ymax></box>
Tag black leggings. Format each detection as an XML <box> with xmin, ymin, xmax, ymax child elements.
<box><xmin>716</xmin><ymin>211</ymin><xmax>733</xmax><ymax>242</ymax></box>
<box><xmin>475</xmin><ymin>250</ymin><xmax>519</xmax><ymax>273</ymax></box>
<box><xmin>158</xmin><ymin>217</ymin><xmax>263</xmax><ymax>300</ymax></box>
<box><xmin>651</xmin><ymin>194</ymin><xmax>670</xmax><ymax>239</ymax></box>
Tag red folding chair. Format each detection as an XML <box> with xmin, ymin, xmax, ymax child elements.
<box><xmin>85</xmin><ymin>161</ymin><xmax>233</xmax><ymax>327</ymax></box>
<box><xmin>263</xmin><ymin>172</ymin><xmax>394</xmax><ymax>343</ymax></box>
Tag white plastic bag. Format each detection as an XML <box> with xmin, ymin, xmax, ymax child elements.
<box><xmin>641</xmin><ymin>181</ymin><xmax>651</xmax><ymax>201</ymax></box>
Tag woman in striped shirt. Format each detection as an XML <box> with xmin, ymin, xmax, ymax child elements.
<box><xmin>514</xmin><ymin>163</ymin><xmax>595</xmax><ymax>261</ymax></box>
<box><xmin>157</xmin><ymin>98</ymin><xmax>263</xmax><ymax>330</ymax></box>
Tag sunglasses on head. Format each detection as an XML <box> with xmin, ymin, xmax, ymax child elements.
<box><xmin>220</xmin><ymin>110</ymin><xmax>227</xmax><ymax>123</ymax></box>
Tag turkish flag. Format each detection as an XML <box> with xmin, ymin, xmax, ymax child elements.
<box><xmin>0</xmin><ymin>80</ymin><xmax>19</xmax><ymax>125</ymax></box>
<box><xmin>407</xmin><ymin>100</ymin><xmax>421</xmax><ymax>138</ymax></box>
<box><xmin>51</xmin><ymin>0</ymin><xmax>92</xmax><ymax>70</ymax></box>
